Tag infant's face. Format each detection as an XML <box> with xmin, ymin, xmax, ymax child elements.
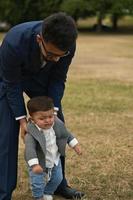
<box><xmin>31</xmin><ymin>109</ymin><xmax>55</xmax><ymax>129</ymax></box>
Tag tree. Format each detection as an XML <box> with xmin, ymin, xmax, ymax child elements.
<box><xmin>60</xmin><ymin>0</ymin><xmax>92</xmax><ymax>22</ymax></box>
<box><xmin>0</xmin><ymin>0</ymin><xmax>62</xmax><ymax>26</ymax></box>
<box><xmin>109</xmin><ymin>0</ymin><xmax>133</xmax><ymax>30</ymax></box>
<box><xmin>109</xmin><ymin>0</ymin><xmax>124</xmax><ymax>30</ymax></box>
<box><xmin>88</xmin><ymin>0</ymin><xmax>113</xmax><ymax>32</ymax></box>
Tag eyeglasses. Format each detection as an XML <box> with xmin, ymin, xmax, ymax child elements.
<box><xmin>40</xmin><ymin>38</ymin><xmax>70</xmax><ymax>59</ymax></box>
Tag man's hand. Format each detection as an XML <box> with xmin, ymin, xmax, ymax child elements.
<box><xmin>73</xmin><ymin>144</ymin><xmax>82</xmax><ymax>155</ymax></box>
<box><xmin>32</xmin><ymin>164</ymin><xmax>43</xmax><ymax>173</ymax></box>
<box><xmin>19</xmin><ymin>118</ymin><xmax>27</xmax><ymax>142</ymax></box>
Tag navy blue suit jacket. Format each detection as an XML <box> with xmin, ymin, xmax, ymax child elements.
<box><xmin>0</xmin><ymin>21</ymin><xmax>76</xmax><ymax>118</ymax></box>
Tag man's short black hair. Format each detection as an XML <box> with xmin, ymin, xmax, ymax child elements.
<box><xmin>42</xmin><ymin>12</ymin><xmax>78</xmax><ymax>51</ymax></box>
<box><xmin>27</xmin><ymin>96</ymin><xmax>54</xmax><ymax>115</ymax></box>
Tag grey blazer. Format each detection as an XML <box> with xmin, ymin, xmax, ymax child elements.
<box><xmin>25</xmin><ymin>117</ymin><xmax>76</xmax><ymax>170</ymax></box>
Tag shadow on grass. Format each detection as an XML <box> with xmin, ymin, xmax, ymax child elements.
<box><xmin>78</xmin><ymin>25</ymin><xmax>133</xmax><ymax>35</ymax></box>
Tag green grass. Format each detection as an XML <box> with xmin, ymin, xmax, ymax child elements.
<box><xmin>63</xmin><ymin>79</ymin><xmax>133</xmax><ymax>200</ymax></box>
<box><xmin>63</xmin><ymin>79</ymin><xmax>133</xmax><ymax>114</ymax></box>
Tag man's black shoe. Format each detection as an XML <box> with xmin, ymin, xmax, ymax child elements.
<box><xmin>55</xmin><ymin>186</ymin><xmax>85</xmax><ymax>199</ymax></box>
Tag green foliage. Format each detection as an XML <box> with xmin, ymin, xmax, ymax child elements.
<box><xmin>60</xmin><ymin>0</ymin><xmax>93</xmax><ymax>21</ymax></box>
<box><xmin>0</xmin><ymin>0</ymin><xmax>62</xmax><ymax>25</ymax></box>
<box><xmin>89</xmin><ymin>0</ymin><xmax>113</xmax><ymax>13</ymax></box>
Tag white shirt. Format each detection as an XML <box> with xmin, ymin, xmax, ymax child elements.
<box><xmin>43</xmin><ymin>127</ymin><xmax>60</xmax><ymax>168</ymax></box>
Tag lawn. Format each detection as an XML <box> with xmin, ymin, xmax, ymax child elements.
<box><xmin>1</xmin><ymin>32</ymin><xmax>133</xmax><ymax>200</ymax></box>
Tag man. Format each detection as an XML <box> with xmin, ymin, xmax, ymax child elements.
<box><xmin>0</xmin><ymin>12</ymin><xmax>84</xmax><ymax>200</ymax></box>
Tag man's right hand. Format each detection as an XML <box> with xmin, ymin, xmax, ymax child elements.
<box><xmin>19</xmin><ymin>118</ymin><xmax>28</xmax><ymax>142</ymax></box>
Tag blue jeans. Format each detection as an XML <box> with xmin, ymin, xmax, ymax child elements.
<box><xmin>28</xmin><ymin>160</ymin><xmax>63</xmax><ymax>199</ymax></box>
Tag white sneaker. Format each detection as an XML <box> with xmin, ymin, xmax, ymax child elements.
<box><xmin>43</xmin><ymin>194</ymin><xmax>53</xmax><ymax>200</ymax></box>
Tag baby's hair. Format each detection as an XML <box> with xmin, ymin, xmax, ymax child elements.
<box><xmin>27</xmin><ymin>96</ymin><xmax>54</xmax><ymax>115</ymax></box>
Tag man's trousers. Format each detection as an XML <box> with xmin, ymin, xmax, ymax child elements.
<box><xmin>0</xmin><ymin>93</ymin><xmax>19</xmax><ymax>200</ymax></box>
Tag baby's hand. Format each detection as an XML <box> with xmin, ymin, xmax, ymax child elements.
<box><xmin>73</xmin><ymin>144</ymin><xmax>82</xmax><ymax>155</ymax></box>
<box><xmin>32</xmin><ymin>164</ymin><xmax>43</xmax><ymax>173</ymax></box>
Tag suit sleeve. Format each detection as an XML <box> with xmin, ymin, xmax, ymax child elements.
<box><xmin>25</xmin><ymin>133</ymin><xmax>39</xmax><ymax>166</ymax></box>
<box><xmin>0</xmin><ymin>39</ymin><xmax>26</xmax><ymax>118</ymax></box>
<box><xmin>47</xmin><ymin>44</ymin><xmax>76</xmax><ymax>109</ymax></box>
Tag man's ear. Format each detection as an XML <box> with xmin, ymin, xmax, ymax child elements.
<box><xmin>36</xmin><ymin>34</ymin><xmax>41</xmax><ymax>43</ymax></box>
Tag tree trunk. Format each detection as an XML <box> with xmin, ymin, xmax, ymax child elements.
<box><xmin>111</xmin><ymin>13</ymin><xmax>118</xmax><ymax>31</ymax></box>
<box><xmin>96</xmin><ymin>11</ymin><xmax>103</xmax><ymax>32</ymax></box>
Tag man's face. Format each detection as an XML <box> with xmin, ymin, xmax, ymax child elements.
<box><xmin>31</xmin><ymin>109</ymin><xmax>55</xmax><ymax>129</ymax></box>
<box><xmin>36</xmin><ymin>34</ymin><xmax>69</xmax><ymax>62</ymax></box>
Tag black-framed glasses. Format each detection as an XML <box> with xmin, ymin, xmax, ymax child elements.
<box><xmin>41</xmin><ymin>38</ymin><xmax>70</xmax><ymax>58</ymax></box>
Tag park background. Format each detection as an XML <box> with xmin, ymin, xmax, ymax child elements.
<box><xmin>0</xmin><ymin>0</ymin><xmax>133</xmax><ymax>199</ymax></box>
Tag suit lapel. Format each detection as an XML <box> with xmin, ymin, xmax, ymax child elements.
<box><xmin>28</xmin><ymin>35</ymin><xmax>42</xmax><ymax>73</ymax></box>
<box><xmin>27</xmin><ymin>122</ymin><xmax>46</xmax><ymax>153</ymax></box>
